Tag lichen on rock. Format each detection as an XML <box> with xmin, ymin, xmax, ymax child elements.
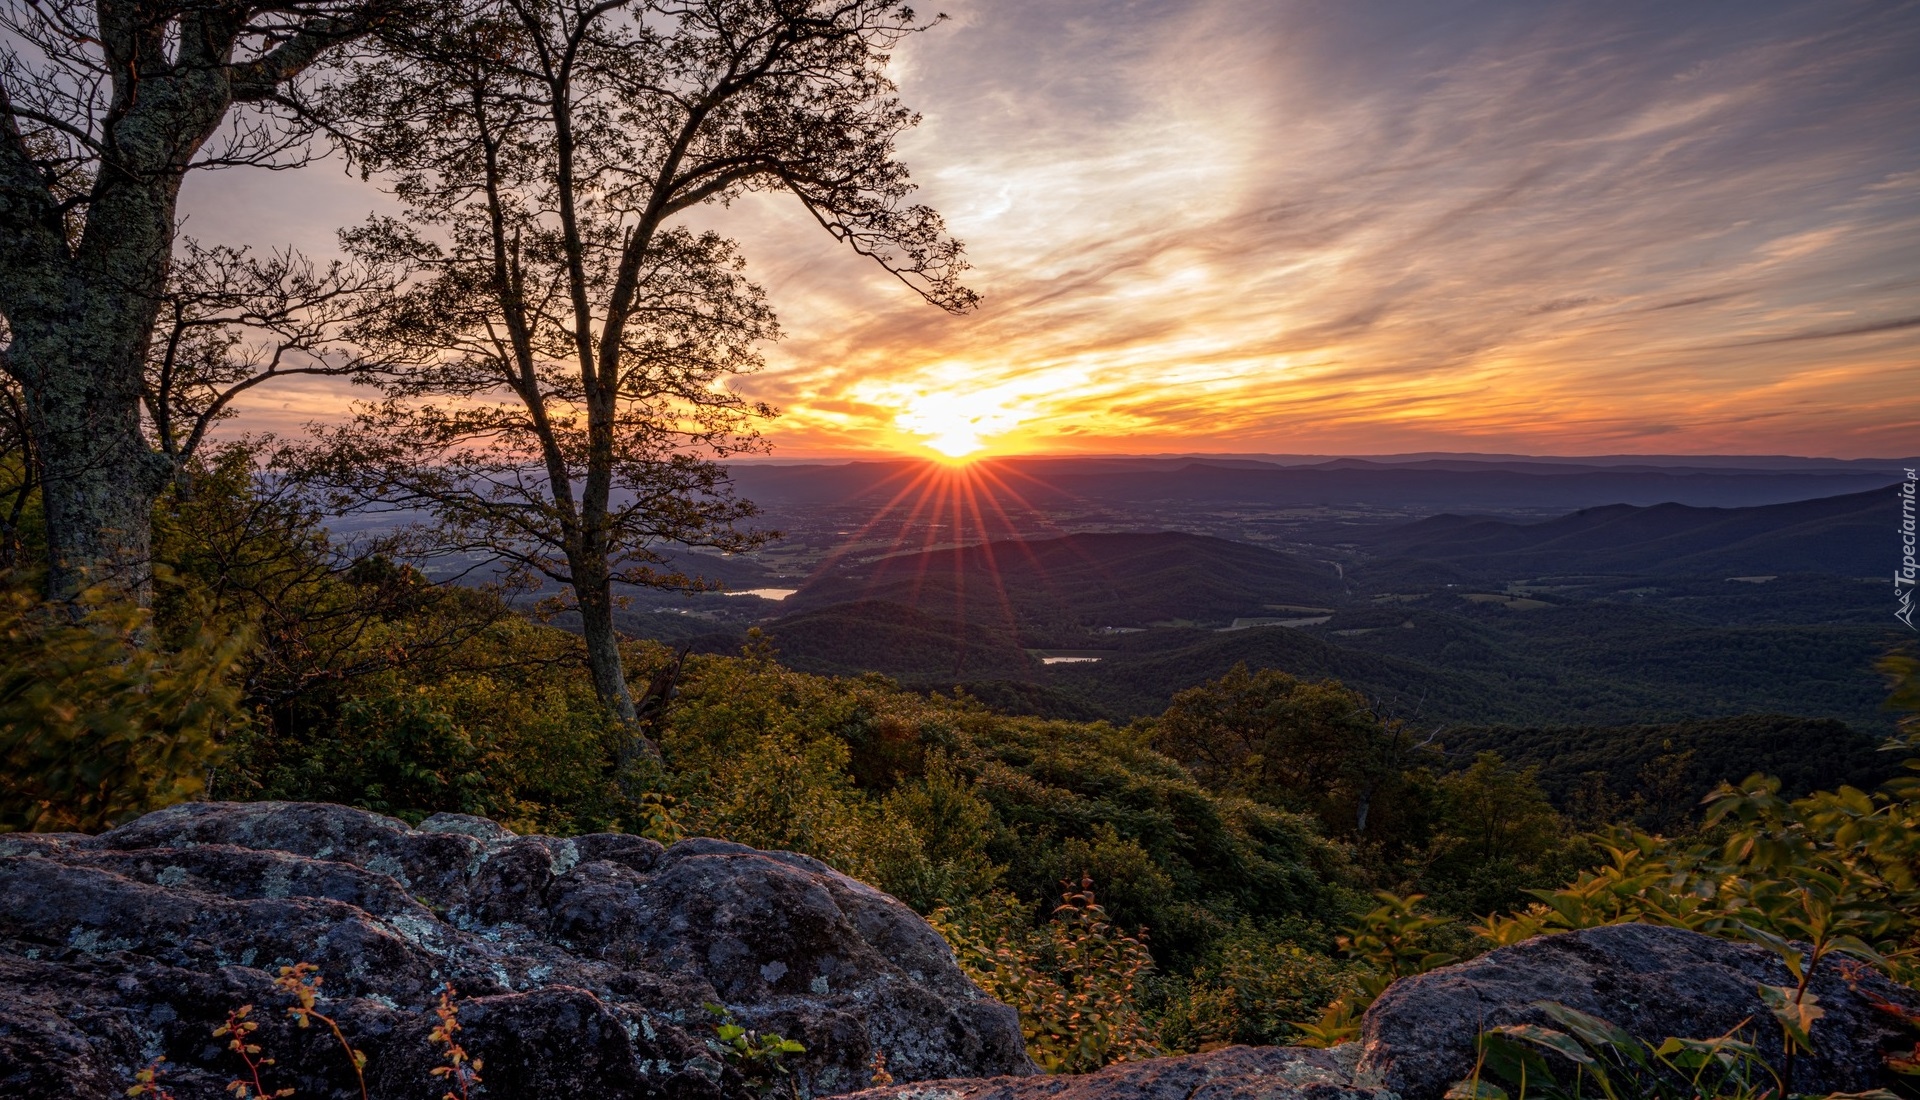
<box><xmin>0</xmin><ymin>801</ymin><xmax>1034</xmax><ymax>1099</ymax></box>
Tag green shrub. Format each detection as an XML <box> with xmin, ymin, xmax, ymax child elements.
<box><xmin>684</xmin><ymin>729</ymin><xmax>905</xmax><ymax>879</ymax></box>
<box><xmin>1475</xmin><ymin>769</ymin><xmax>1920</xmax><ymax>983</ymax></box>
<box><xmin>237</xmin><ymin>618</ymin><xmax>639</xmax><ymax>833</ymax></box>
<box><xmin>1149</xmin><ymin>662</ymin><xmax>1436</xmax><ymax>848</ymax></box>
<box><xmin>877</xmin><ymin>750</ymin><xmax>1005</xmax><ymax>910</ymax></box>
<box><xmin>1293</xmin><ymin>890</ymin><xmax>1467</xmax><ymax>1047</ymax></box>
<box><xmin>1147</xmin><ymin>919</ymin><xmax>1355</xmax><ymax>1050</ymax></box>
<box><xmin>0</xmin><ymin>579</ymin><xmax>248</xmax><ymax>831</ymax></box>
<box><xmin>254</xmin><ymin>693</ymin><xmax>492</xmax><ymax>824</ymax></box>
<box><xmin>1419</xmin><ymin>752</ymin><xmax>1588</xmax><ymax>916</ymax></box>
<box><xmin>704</xmin><ymin>1003</ymin><xmax>806</xmax><ymax>1100</ymax></box>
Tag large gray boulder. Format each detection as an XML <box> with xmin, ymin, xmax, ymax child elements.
<box><xmin>1355</xmin><ymin>921</ymin><xmax>1918</xmax><ymax>1098</ymax></box>
<box><xmin>0</xmin><ymin>801</ymin><xmax>1034</xmax><ymax>1100</ymax></box>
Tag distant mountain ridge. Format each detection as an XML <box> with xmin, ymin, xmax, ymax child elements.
<box><xmin>726</xmin><ymin>457</ymin><xmax>1904</xmax><ymax>512</ymax></box>
<box><xmin>1356</xmin><ymin>484</ymin><xmax>1896</xmax><ymax>578</ymax></box>
<box><xmin>1046</xmin><ymin>463</ymin><xmax>1897</xmax><ymax>511</ymax></box>
<box><xmin>719</xmin><ymin>485</ymin><xmax>1904</xmax><ymax>731</ymax></box>
<box><xmin>736</xmin><ymin>451</ymin><xmax>1918</xmax><ymax>472</ymax></box>
<box><xmin>597</xmin><ymin>475</ymin><xmax>1903</xmax><ymax>736</ymax></box>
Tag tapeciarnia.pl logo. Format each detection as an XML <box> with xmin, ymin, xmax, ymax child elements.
<box><xmin>1899</xmin><ymin>468</ymin><xmax>1917</xmax><ymax>630</ymax></box>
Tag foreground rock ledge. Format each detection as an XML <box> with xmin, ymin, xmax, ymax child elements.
<box><xmin>9</xmin><ymin>804</ymin><xmax>1918</xmax><ymax>1100</ymax></box>
<box><xmin>0</xmin><ymin>801</ymin><xmax>1034</xmax><ymax>1100</ymax></box>
<box><xmin>850</xmin><ymin>923</ymin><xmax>1920</xmax><ymax>1100</ymax></box>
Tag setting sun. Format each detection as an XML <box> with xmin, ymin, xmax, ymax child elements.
<box><xmin>892</xmin><ymin>389</ymin><xmax>1028</xmax><ymax>459</ymax></box>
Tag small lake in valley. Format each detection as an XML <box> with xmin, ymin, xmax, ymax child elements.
<box><xmin>1031</xmin><ymin>649</ymin><xmax>1115</xmax><ymax>665</ymax></box>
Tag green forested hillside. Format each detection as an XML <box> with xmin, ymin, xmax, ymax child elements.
<box><xmin>665</xmin><ymin>585</ymin><xmax>1899</xmax><ymax>731</ymax></box>
<box><xmin>1321</xmin><ymin>599</ymin><xmax>1899</xmax><ymax>729</ymax></box>
<box><xmin>1436</xmin><ymin>714</ymin><xmax>1896</xmax><ymax>821</ymax></box>
<box><xmin>1008</xmin><ymin>600</ymin><xmax>1899</xmax><ymax>732</ymax></box>
<box><xmin>1039</xmin><ymin>622</ymin><xmax>1519</xmax><ymax>721</ymax></box>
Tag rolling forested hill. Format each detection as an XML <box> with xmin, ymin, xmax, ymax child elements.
<box><xmin>1031</xmin><ymin>603</ymin><xmax>1897</xmax><ymax>730</ymax></box>
<box><xmin>764</xmin><ymin>600</ymin><xmax>1041</xmax><ymax>681</ymax></box>
<box><xmin>1352</xmin><ymin>485</ymin><xmax>1895</xmax><ymax>579</ymax></box>
<box><xmin>787</xmin><ymin>531</ymin><xmax>1345</xmax><ymax>645</ymax></box>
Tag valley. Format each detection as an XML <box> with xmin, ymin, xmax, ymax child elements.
<box><xmin>585</xmin><ymin>454</ymin><xmax>1912</xmax><ymax>740</ymax></box>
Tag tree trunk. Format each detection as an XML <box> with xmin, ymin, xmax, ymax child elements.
<box><xmin>2</xmin><ymin>60</ymin><xmax>220</xmax><ymax>603</ymax></box>
<box><xmin>570</xmin><ymin>550</ymin><xmax>639</xmax><ymax>717</ymax></box>
<box><xmin>10</xmin><ymin>275</ymin><xmax>173</xmax><ymax>602</ymax></box>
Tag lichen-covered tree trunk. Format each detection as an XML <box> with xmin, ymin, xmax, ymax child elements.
<box><xmin>2</xmin><ymin>1</ymin><xmax>378</xmax><ymax>603</ymax></box>
<box><xmin>11</xmin><ymin>264</ymin><xmax>175</xmax><ymax>601</ymax></box>
<box><xmin>5</xmin><ymin>147</ymin><xmax>195</xmax><ymax>599</ymax></box>
<box><xmin>2</xmin><ymin>70</ymin><xmax>215</xmax><ymax>601</ymax></box>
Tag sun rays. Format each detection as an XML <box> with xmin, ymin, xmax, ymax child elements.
<box><xmin>790</xmin><ymin>459</ymin><xmax>1115</xmax><ymax>652</ymax></box>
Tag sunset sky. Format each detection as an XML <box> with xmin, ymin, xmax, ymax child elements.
<box><xmin>182</xmin><ymin>0</ymin><xmax>1920</xmax><ymax>461</ymax></box>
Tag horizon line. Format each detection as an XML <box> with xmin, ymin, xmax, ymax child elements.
<box><xmin>724</xmin><ymin>450</ymin><xmax>1920</xmax><ymax>467</ymax></box>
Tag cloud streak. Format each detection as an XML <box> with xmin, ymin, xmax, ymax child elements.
<box><xmin>716</xmin><ymin>0</ymin><xmax>1920</xmax><ymax>458</ymax></box>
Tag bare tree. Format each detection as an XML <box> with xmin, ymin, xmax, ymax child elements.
<box><xmin>289</xmin><ymin>0</ymin><xmax>976</xmax><ymax>739</ymax></box>
<box><xmin>0</xmin><ymin>0</ymin><xmax>391</xmax><ymax>600</ymax></box>
<box><xmin>1</xmin><ymin>237</ymin><xmax>393</xmax><ymax>574</ymax></box>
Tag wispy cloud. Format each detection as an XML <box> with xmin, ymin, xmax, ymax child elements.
<box><xmin>716</xmin><ymin>0</ymin><xmax>1920</xmax><ymax>458</ymax></box>
<box><xmin>1715</xmin><ymin>316</ymin><xmax>1920</xmax><ymax>347</ymax></box>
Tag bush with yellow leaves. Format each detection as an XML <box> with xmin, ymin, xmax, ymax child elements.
<box><xmin>935</xmin><ymin>876</ymin><xmax>1159</xmax><ymax>1073</ymax></box>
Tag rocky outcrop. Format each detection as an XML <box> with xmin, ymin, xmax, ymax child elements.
<box><xmin>849</xmin><ymin>1046</ymin><xmax>1390</xmax><ymax>1100</ymax></box>
<box><xmin>10</xmin><ymin>805</ymin><xmax>1917</xmax><ymax>1100</ymax></box>
<box><xmin>1353</xmin><ymin>920</ymin><xmax>1917</xmax><ymax>1098</ymax></box>
<box><xmin>849</xmin><ymin>922</ymin><xmax>1920</xmax><ymax>1100</ymax></box>
<box><xmin>0</xmin><ymin>802</ymin><xmax>1034</xmax><ymax>1100</ymax></box>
